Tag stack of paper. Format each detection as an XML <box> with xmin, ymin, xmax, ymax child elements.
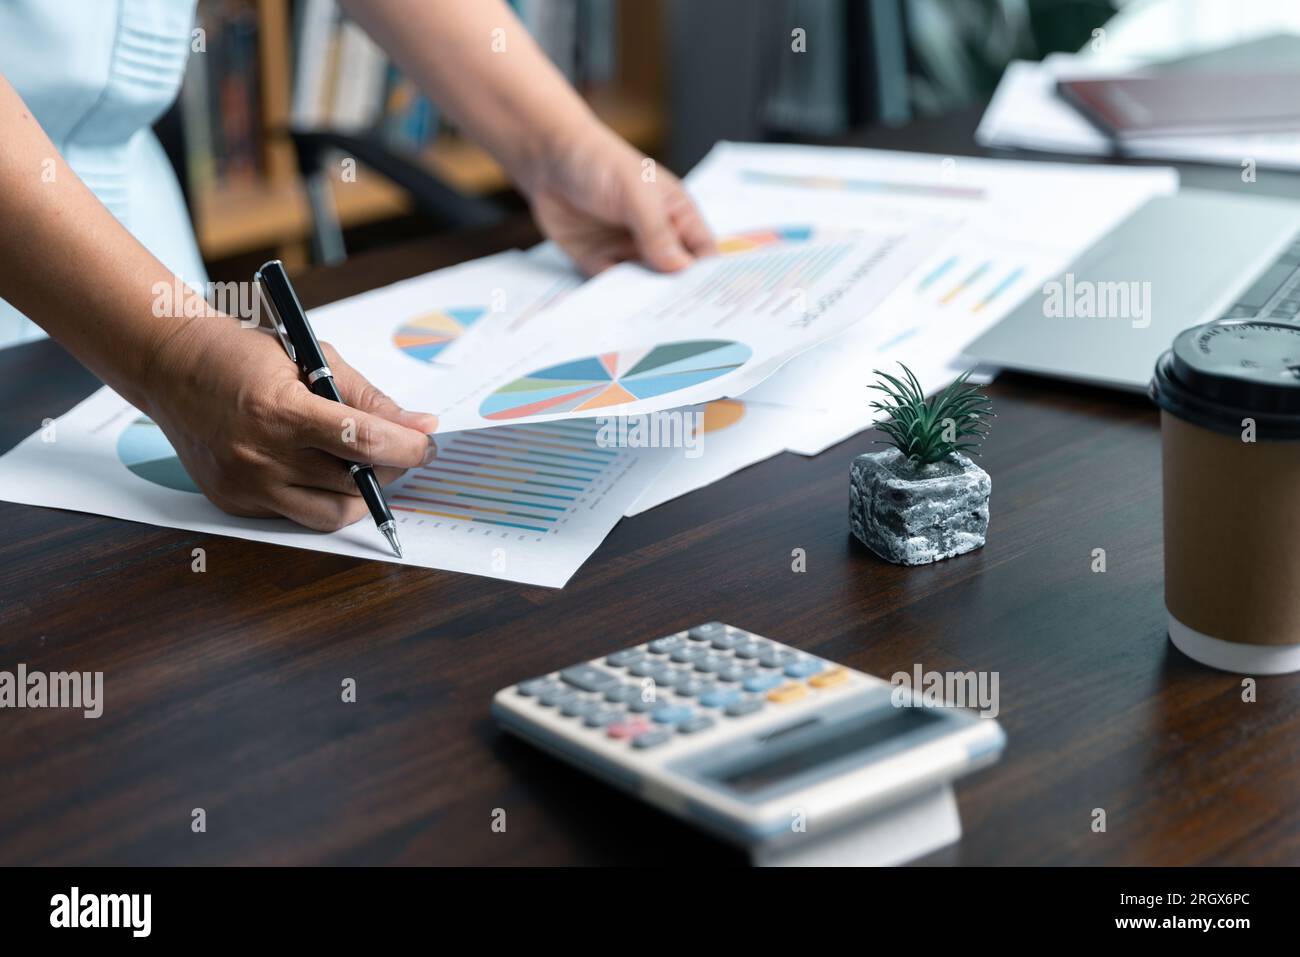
<box><xmin>0</xmin><ymin>142</ymin><xmax>1180</xmax><ymax>585</ymax></box>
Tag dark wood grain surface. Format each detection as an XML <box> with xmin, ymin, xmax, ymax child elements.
<box><xmin>2</xmin><ymin>110</ymin><xmax>1298</xmax><ymax>866</ymax></box>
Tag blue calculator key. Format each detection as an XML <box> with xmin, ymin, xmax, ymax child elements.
<box><xmin>633</xmin><ymin>730</ymin><xmax>672</xmax><ymax>750</ymax></box>
<box><xmin>674</xmin><ymin>676</ymin><xmax>708</xmax><ymax>697</ymax></box>
<box><xmin>561</xmin><ymin>664</ymin><xmax>619</xmax><ymax>692</ymax></box>
<box><xmin>605</xmin><ymin>648</ymin><xmax>645</xmax><ymax>668</ymax></box>
<box><xmin>646</xmin><ymin>664</ymin><xmax>677</xmax><ymax>686</ymax></box>
<box><xmin>694</xmin><ymin>654</ymin><xmax>729</xmax><ymax>673</ymax></box>
<box><xmin>651</xmin><ymin>705</ymin><xmax>694</xmax><ymax>725</ymax></box>
<box><xmin>516</xmin><ymin>678</ymin><xmax>557</xmax><ymax>697</ymax></box>
<box><xmin>562</xmin><ymin>698</ymin><xmax>598</xmax><ymax>718</ymax></box>
<box><xmin>584</xmin><ymin>709</ymin><xmax>622</xmax><ymax>728</ymax></box>
<box><xmin>604</xmin><ymin>684</ymin><xmax>639</xmax><ymax>704</ymax></box>
<box><xmin>758</xmin><ymin>649</ymin><xmax>799</xmax><ymax>669</ymax></box>
<box><xmin>709</xmin><ymin>632</ymin><xmax>741</xmax><ymax>650</ymax></box>
<box><xmin>677</xmin><ymin>716</ymin><xmax>716</xmax><ymax>735</ymax></box>
<box><xmin>742</xmin><ymin>673</ymin><xmax>784</xmax><ymax>693</ymax></box>
<box><xmin>627</xmin><ymin>659</ymin><xmax>659</xmax><ymax>678</ymax></box>
<box><xmin>688</xmin><ymin>622</ymin><xmax>727</xmax><ymax>642</ymax></box>
<box><xmin>626</xmin><ymin>694</ymin><xmax>660</xmax><ymax>713</ymax></box>
<box><xmin>725</xmin><ymin>697</ymin><xmax>766</xmax><ymax>717</ymax></box>
<box><xmin>716</xmin><ymin>663</ymin><xmax>747</xmax><ymax>683</ymax></box>
<box><xmin>699</xmin><ymin>688</ymin><xmax>742</xmax><ymax>708</ymax></box>
<box><xmin>648</xmin><ymin>635</ymin><xmax>685</xmax><ymax>654</ymax></box>
<box><xmin>732</xmin><ymin>640</ymin><xmax>770</xmax><ymax>659</ymax></box>
<box><xmin>541</xmin><ymin>691</ymin><xmax>581</xmax><ymax>711</ymax></box>
<box><xmin>669</xmin><ymin>645</ymin><xmax>708</xmax><ymax>663</ymax></box>
<box><xmin>784</xmin><ymin>658</ymin><xmax>824</xmax><ymax>679</ymax></box>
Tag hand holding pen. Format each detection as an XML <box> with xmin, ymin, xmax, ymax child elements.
<box><xmin>255</xmin><ymin>260</ymin><xmax>438</xmax><ymax>556</ymax></box>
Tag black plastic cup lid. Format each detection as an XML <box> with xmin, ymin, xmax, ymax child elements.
<box><xmin>1150</xmin><ymin>320</ymin><xmax>1300</xmax><ymax>440</ymax></box>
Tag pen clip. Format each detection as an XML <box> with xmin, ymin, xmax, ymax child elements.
<box><xmin>255</xmin><ymin>268</ymin><xmax>297</xmax><ymax>364</ymax></box>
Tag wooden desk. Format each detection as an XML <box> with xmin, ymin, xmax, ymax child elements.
<box><xmin>2</xmin><ymin>110</ymin><xmax>1299</xmax><ymax>866</ymax></box>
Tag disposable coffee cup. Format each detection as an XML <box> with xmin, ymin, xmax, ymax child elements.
<box><xmin>1150</xmin><ymin>320</ymin><xmax>1300</xmax><ymax>674</ymax></box>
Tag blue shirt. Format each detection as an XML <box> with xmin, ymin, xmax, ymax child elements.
<box><xmin>0</xmin><ymin>0</ymin><xmax>208</xmax><ymax>347</ymax></box>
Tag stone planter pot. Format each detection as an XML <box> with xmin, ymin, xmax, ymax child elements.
<box><xmin>849</xmin><ymin>449</ymin><xmax>991</xmax><ymax>565</ymax></box>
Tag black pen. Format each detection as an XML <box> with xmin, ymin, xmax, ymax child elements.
<box><xmin>254</xmin><ymin>259</ymin><xmax>404</xmax><ymax>559</ymax></box>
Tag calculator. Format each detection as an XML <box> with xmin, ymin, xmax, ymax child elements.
<box><xmin>492</xmin><ymin>622</ymin><xmax>1006</xmax><ymax>853</ymax></box>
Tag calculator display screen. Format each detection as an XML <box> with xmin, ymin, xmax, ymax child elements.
<box><xmin>709</xmin><ymin>706</ymin><xmax>946</xmax><ymax>795</ymax></box>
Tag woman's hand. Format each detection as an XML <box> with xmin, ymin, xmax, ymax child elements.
<box><xmin>141</xmin><ymin>317</ymin><xmax>438</xmax><ymax>531</ymax></box>
<box><xmin>526</xmin><ymin>123</ymin><xmax>716</xmax><ymax>276</ymax></box>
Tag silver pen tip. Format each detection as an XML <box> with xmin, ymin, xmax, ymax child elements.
<box><xmin>381</xmin><ymin>524</ymin><xmax>403</xmax><ymax>559</ymax></box>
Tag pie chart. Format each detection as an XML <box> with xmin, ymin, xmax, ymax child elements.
<box><xmin>393</xmin><ymin>306</ymin><xmax>486</xmax><ymax>363</ymax></box>
<box><xmin>701</xmin><ymin>399</ymin><xmax>746</xmax><ymax>432</ymax></box>
<box><xmin>479</xmin><ymin>340</ymin><xmax>753</xmax><ymax>421</ymax></box>
<box><xmin>717</xmin><ymin>225</ymin><xmax>816</xmax><ymax>254</ymax></box>
<box><xmin>117</xmin><ymin>417</ymin><xmax>199</xmax><ymax>494</ymax></box>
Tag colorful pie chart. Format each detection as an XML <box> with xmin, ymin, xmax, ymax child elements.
<box><xmin>717</xmin><ymin>225</ymin><xmax>816</xmax><ymax>255</ymax></box>
<box><xmin>117</xmin><ymin>417</ymin><xmax>199</xmax><ymax>494</ymax></box>
<box><xmin>393</xmin><ymin>306</ymin><xmax>486</xmax><ymax>363</ymax></box>
<box><xmin>479</xmin><ymin>340</ymin><xmax>753</xmax><ymax>421</ymax></box>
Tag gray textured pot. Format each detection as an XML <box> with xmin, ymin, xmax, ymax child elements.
<box><xmin>849</xmin><ymin>449</ymin><xmax>990</xmax><ymax>565</ymax></box>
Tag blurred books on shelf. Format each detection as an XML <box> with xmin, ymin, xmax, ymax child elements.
<box><xmin>182</xmin><ymin>0</ymin><xmax>662</xmax><ymax>264</ymax></box>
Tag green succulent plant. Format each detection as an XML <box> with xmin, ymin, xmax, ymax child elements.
<box><xmin>869</xmin><ymin>364</ymin><xmax>994</xmax><ymax>466</ymax></box>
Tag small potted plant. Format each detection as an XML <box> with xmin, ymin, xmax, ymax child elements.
<box><xmin>850</xmin><ymin>365</ymin><xmax>994</xmax><ymax>565</ymax></box>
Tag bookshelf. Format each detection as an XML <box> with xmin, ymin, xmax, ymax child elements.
<box><xmin>189</xmin><ymin>0</ymin><xmax>667</xmax><ymax>266</ymax></box>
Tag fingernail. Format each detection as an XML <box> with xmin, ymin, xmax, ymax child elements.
<box><xmin>423</xmin><ymin>436</ymin><xmax>439</xmax><ymax>465</ymax></box>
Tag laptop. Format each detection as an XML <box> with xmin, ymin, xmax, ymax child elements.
<box><xmin>964</xmin><ymin>189</ymin><xmax>1300</xmax><ymax>390</ymax></box>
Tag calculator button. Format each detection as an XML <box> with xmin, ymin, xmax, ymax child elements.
<box><xmin>516</xmin><ymin>678</ymin><xmax>558</xmax><ymax>697</ymax></box>
<box><xmin>708</xmin><ymin>632</ymin><xmax>741</xmax><ymax>651</ymax></box>
<box><xmin>561</xmin><ymin>664</ymin><xmax>620</xmax><ymax>693</ymax></box>
<box><xmin>539</xmin><ymin>688</ymin><xmax>579</xmax><ymax>708</ymax></box>
<box><xmin>562</xmin><ymin>698</ymin><xmax>600</xmax><ymax>718</ymax></box>
<box><xmin>724</xmin><ymin>697</ymin><xmax>766</xmax><ymax>717</ymax></box>
<box><xmin>699</xmin><ymin>688</ymin><xmax>742</xmax><ymax>709</ymax></box>
<box><xmin>742</xmin><ymin>673</ymin><xmax>784</xmax><ymax>693</ymax></box>
<box><xmin>732</xmin><ymin>640</ymin><xmax>770</xmax><ymax>659</ymax></box>
<box><xmin>648</xmin><ymin>635</ymin><xmax>685</xmax><ymax>654</ymax></box>
<box><xmin>669</xmin><ymin>645</ymin><xmax>708</xmax><ymax>664</ymax></box>
<box><xmin>648</xmin><ymin>664</ymin><xmax>678</xmax><ymax>685</ymax></box>
<box><xmin>688</xmin><ymin>622</ymin><xmax>728</xmax><ymax>642</ymax></box>
<box><xmin>608</xmin><ymin>719</ymin><xmax>651</xmax><ymax>740</ymax></box>
<box><xmin>627</xmin><ymin>659</ymin><xmax>658</xmax><ymax>678</ymax></box>
<box><xmin>605</xmin><ymin>648</ymin><xmax>646</xmax><ymax>668</ymax></box>
<box><xmin>677</xmin><ymin>716</ymin><xmax>716</xmax><ymax>735</ymax></box>
<box><xmin>633</xmin><ymin>730</ymin><xmax>672</xmax><ymax>750</ymax></box>
<box><xmin>693</xmin><ymin>654</ymin><xmax>729</xmax><ymax>673</ymax></box>
<box><xmin>809</xmin><ymin>667</ymin><xmax>849</xmax><ymax>689</ymax></box>
<box><xmin>783</xmin><ymin>659</ymin><xmax>824</xmax><ymax>679</ymax></box>
<box><xmin>673</xmin><ymin>675</ymin><xmax>709</xmax><ymax>697</ymax></box>
<box><xmin>584</xmin><ymin>709</ymin><xmax>622</xmax><ymax>728</ymax></box>
<box><xmin>767</xmin><ymin>683</ymin><xmax>809</xmax><ymax>704</ymax></box>
<box><xmin>716</xmin><ymin>663</ymin><xmax>747</xmax><ymax>683</ymax></box>
<box><xmin>758</xmin><ymin>649</ymin><xmax>799</xmax><ymax>669</ymax></box>
<box><xmin>651</xmin><ymin>705</ymin><xmax>694</xmax><ymax>725</ymax></box>
<box><xmin>604</xmin><ymin>684</ymin><xmax>639</xmax><ymax>704</ymax></box>
<box><xmin>626</xmin><ymin>693</ymin><xmax>661</xmax><ymax>713</ymax></box>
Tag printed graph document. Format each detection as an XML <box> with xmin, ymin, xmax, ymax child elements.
<box><xmin>351</xmin><ymin>224</ymin><xmax>943</xmax><ymax>434</ymax></box>
<box><xmin>685</xmin><ymin>143</ymin><xmax>1179</xmax><ymax>451</ymax></box>
<box><xmin>0</xmin><ymin>388</ymin><xmax>670</xmax><ymax>587</ymax></box>
<box><xmin>307</xmin><ymin>250</ymin><xmax>581</xmax><ymax>374</ymax></box>
<box><xmin>623</xmin><ymin>399</ymin><xmax>803</xmax><ymax>516</ymax></box>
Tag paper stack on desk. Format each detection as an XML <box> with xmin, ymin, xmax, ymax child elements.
<box><xmin>0</xmin><ymin>142</ymin><xmax>1179</xmax><ymax>584</ymax></box>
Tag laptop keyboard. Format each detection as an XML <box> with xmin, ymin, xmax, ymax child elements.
<box><xmin>1218</xmin><ymin>233</ymin><xmax>1300</xmax><ymax>322</ymax></box>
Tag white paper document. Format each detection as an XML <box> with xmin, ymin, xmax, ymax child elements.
<box><xmin>683</xmin><ymin>142</ymin><xmax>1179</xmax><ymax>452</ymax></box>
<box><xmin>0</xmin><ymin>388</ymin><xmax>670</xmax><ymax>587</ymax></box>
<box><xmin>328</xmin><ymin>224</ymin><xmax>943</xmax><ymax>434</ymax></box>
